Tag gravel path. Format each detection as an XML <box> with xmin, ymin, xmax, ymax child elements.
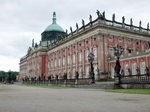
<box><xmin>0</xmin><ymin>84</ymin><xmax>150</xmax><ymax>112</ymax></box>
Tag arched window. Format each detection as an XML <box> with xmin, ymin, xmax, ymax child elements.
<box><xmin>140</xmin><ymin>61</ymin><xmax>146</xmax><ymax>74</ymax></box>
<box><xmin>111</xmin><ymin>65</ymin><xmax>115</xmax><ymax>78</ymax></box>
<box><xmin>125</xmin><ymin>63</ymin><xmax>129</xmax><ymax>75</ymax></box>
<box><xmin>132</xmin><ymin>62</ymin><xmax>137</xmax><ymax>75</ymax></box>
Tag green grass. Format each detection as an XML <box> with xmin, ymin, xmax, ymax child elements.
<box><xmin>106</xmin><ymin>89</ymin><xmax>150</xmax><ymax>94</ymax></box>
<box><xmin>21</xmin><ymin>84</ymin><xmax>77</xmax><ymax>89</ymax></box>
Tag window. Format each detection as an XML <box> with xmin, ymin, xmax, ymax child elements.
<box><xmin>63</xmin><ymin>57</ymin><xmax>65</xmax><ymax>65</ymax></box>
<box><xmin>86</xmin><ymin>41</ymin><xmax>88</xmax><ymax>44</ymax></box>
<box><xmin>108</xmin><ymin>36</ymin><xmax>113</xmax><ymax>42</ymax></box>
<box><xmin>111</xmin><ymin>65</ymin><xmax>115</xmax><ymax>78</ymax></box>
<box><xmin>85</xmin><ymin>50</ymin><xmax>89</xmax><ymax>61</ymax></box>
<box><xmin>79</xmin><ymin>52</ymin><xmax>82</xmax><ymax>62</ymax></box>
<box><xmin>73</xmin><ymin>53</ymin><xmax>76</xmax><ymax>63</ymax></box>
<box><xmin>68</xmin><ymin>55</ymin><xmax>70</xmax><ymax>65</ymax></box>
<box><xmin>93</xmin><ymin>47</ymin><xmax>97</xmax><ymax>59</ymax></box>
<box><xmin>55</xmin><ymin>59</ymin><xmax>57</xmax><ymax>67</ymax></box>
<box><xmin>118</xmin><ymin>38</ymin><xmax>122</xmax><ymax>43</ymax></box>
<box><xmin>86</xmin><ymin>66</ymin><xmax>89</xmax><ymax>78</ymax></box>
<box><xmin>109</xmin><ymin>48</ymin><xmax>114</xmax><ymax>56</ymax></box>
<box><xmin>125</xmin><ymin>63</ymin><xmax>129</xmax><ymax>75</ymax></box>
<box><xmin>58</xmin><ymin>58</ymin><xmax>61</xmax><ymax>66</ymax></box>
<box><xmin>140</xmin><ymin>61</ymin><xmax>146</xmax><ymax>74</ymax></box>
<box><xmin>94</xmin><ymin>38</ymin><xmax>96</xmax><ymax>42</ymax></box>
<box><xmin>132</xmin><ymin>62</ymin><xmax>137</xmax><ymax>75</ymax></box>
<box><xmin>51</xmin><ymin>60</ymin><xmax>53</xmax><ymax>68</ymax></box>
<box><xmin>79</xmin><ymin>67</ymin><xmax>82</xmax><ymax>78</ymax></box>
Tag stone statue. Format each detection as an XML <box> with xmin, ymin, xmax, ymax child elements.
<box><xmin>139</xmin><ymin>20</ymin><xmax>142</xmax><ymax>27</ymax></box>
<box><xmin>112</xmin><ymin>13</ymin><xmax>115</xmax><ymax>22</ymax></box>
<box><xmin>76</xmin><ymin>23</ymin><xmax>79</xmax><ymax>30</ymax></box>
<box><xmin>89</xmin><ymin>14</ymin><xmax>92</xmax><ymax>23</ymax></box>
<box><xmin>130</xmin><ymin>18</ymin><xmax>133</xmax><ymax>26</ymax></box>
<box><xmin>122</xmin><ymin>16</ymin><xmax>125</xmax><ymax>24</ymax></box>
<box><xmin>82</xmin><ymin>19</ymin><xmax>85</xmax><ymax>27</ymax></box>
<box><xmin>96</xmin><ymin>10</ymin><xmax>100</xmax><ymax>18</ymax></box>
<box><xmin>102</xmin><ymin>11</ymin><xmax>105</xmax><ymax>19</ymax></box>
<box><xmin>147</xmin><ymin>23</ymin><xmax>149</xmax><ymax>29</ymax></box>
<box><xmin>66</xmin><ymin>29</ymin><xmax>68</xmax><ymax>34</ymax></box>
<box><xmin>70</xmin><ymin>26</ymin><xmax>73</xmax><ymax>33</ymax></box>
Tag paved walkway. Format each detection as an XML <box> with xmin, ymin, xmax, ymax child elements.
<box><xmin>0</xmin><ymin>84</ymin><xmax>150</xmax><ymax>112</ymax></box>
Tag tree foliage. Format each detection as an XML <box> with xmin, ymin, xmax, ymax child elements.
<box><xmin>0</xmin><ymin>71</ymin><xmax>19</xmax><ymax>82</ymax></box>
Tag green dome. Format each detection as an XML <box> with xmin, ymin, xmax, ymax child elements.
<box><xmin>44</xmin><ymin>12</ymin><xmax>64</xmax><ymax>32</ymax></box>
<box><xmin>45</xmin><ymin>23</ymin><xmax>64</xmax><ymax>32</ymax></box>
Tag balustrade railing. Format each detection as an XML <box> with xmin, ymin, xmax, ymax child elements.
<box><xmin>22</xmin><ymin>78</ymin><xmax>93</xmax><ymax>86</ymax></box>
<box><xmin>114</xmin><ymin>74</ymin><xmax>150</xmax><ymax>84</ymax></box>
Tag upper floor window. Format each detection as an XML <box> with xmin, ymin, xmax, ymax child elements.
<box><xmin>108</xmin><ymin>36</ymin><xmax>113</xmax><ymax>42</ymax></box>
<box><xmin>118</xmin><ymin>37</ymin><xmax>123</xmax><ymax>43</ymax></box>
<box><xmin>109</xmin><ymin>48</ymin><xmax>114</xmax><ymax>56</ymax></box>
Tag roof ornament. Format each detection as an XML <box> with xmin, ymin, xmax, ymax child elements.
<box><xmin>66</xmin><ymin>29</ymin><xmax>68</xmax><ymax>35</ymax></box>
<box><xmin>102</xmin><ymin>11</ymin><xmax>105</xmax><ymax>20</ymax></box>
<box><xmin>52</xmin><ymin>12</ymin><xmax>56</xmax><ymax>24</ymax></box>
<box><xmin>89</xmin><ymin>14</ymin><xmax>92</xmax><ymax>23</ymax></box>
<box><xmin>122</xmin><ymin>16</ymin><xmax>125</xmax><ymax>24</ymax></box>
<box><xmin>139</xmin><ymin>20</ymin><xmax>142</xmax><ymax>27</ymax></box>
<box><xmin>82</xmin><ymin>19</ymin><xmax>85</xmax><ymax>29</ymax></box>
<box><xmin>147</xmin><ymin>23</ymin><xmax>149</xmax><ymax>30</ymax></box>
<box><xmin>130</xmin><ymin>18</ymin><xmax>133</xmax><ymax>26</ymax></box>
<box><xmin>32</xmin><ymin>39</ymin><xmax>34</xmax><ymax>47</ymax></box>
<box><xmin>70</xmin><ymin>26</ymin><xmax>73</xmax><ymax>34</ymax></box>
<box><xmin>112</xmin><ymin>13</ymin><xmax>115</xmax><ymax>22</ymax></box>
<box><xmin>96</xmin><ymin>10</ymin><xmax>102</xmax><ymax>19</ymax></box>
<box><xmin>76</xmin><ymin>23</ymin><xmax>79</xmax><ymax>30</ymax></box>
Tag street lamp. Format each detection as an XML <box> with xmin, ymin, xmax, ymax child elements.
<box><xmin>114</xmin><ymin>45</ymin><xmax>124</xmax><ymax>84</ymax></box>
<box><xmin>88</xmin><ymin>52</ymin><xmax>95</xmax><ymax>83</ymax></box>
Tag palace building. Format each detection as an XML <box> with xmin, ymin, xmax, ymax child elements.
<box><xmin>19</xmin><ymin>11</ymin><xmax>150</xmax><ymax>80</ymax></box>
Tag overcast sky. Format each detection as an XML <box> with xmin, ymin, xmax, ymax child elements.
<box><xmin>0</xmin><ymin>0</ymin><xmax>150</xmax><ymax>72</ymax></box>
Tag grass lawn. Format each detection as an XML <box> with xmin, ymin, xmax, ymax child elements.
<box><xmin>21</xmin><ymin>84</ymin><xmax>77</xmax><ymax>89</ymax></box>
<box><xmin>106</xmin><ymin>89</ymin><xmax>150</xmax><ymax>94</ymax></box>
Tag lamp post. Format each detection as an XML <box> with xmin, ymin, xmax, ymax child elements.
<box><xmin>88</xmin><ymin>52</ymin><xmax>95</xmax><ymax>83</ymax></box>
<box><xmin>114</xmin><ymin>45</ymin><xmax>124</xmax><ymax>84</ymax></box>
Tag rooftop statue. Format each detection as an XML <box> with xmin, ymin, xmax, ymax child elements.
<box><xmin>130</xmin><ymin>18</ymin><xmax>133</xmax><ymax>26</ymax></box>
<box><xmin>96</xmin><ymin>10</ymin><xmax>100</xmax><ymax>18</ymax></box>
<box><xmin>66</xmin><ymin>29</ymin><xmax>68</xmax><ymax>34</ymax></box>
<box><xmin>112</xmin><ymin>13</ymin><xmax>115</xmax><ymax>22</ymax></box>
<box><xmin>147</xmin><ymin>23</ymin><xmax>149</xmax><ymax>29</ymax></box>
<box><xmin>89</xmin><ymin>14</ymin><xmax>92</xmax><ymax>23</ymax></box>
<box><xmin>102</xmin><ymin>11</ymin><xmax>105</xmax><ymax>19</ymax></box>
<box><xmin>139</xmin><ymin>20</ymin><xmax>142</xmax><ymax>27</ymax></box>
<box><xmin>70</xmin><ymin>26</ymin><xmax>73</xmax><ymax>33</ymax></box>
<box><xmin>122</xmin><ymin>16</ymin><xmax>125</xmax><ymax>24</ymax></box>
<box><xmin>82</xmin><ymin>19</ymin><xmax>85</xmax><ymax>27</ymax></box>
<box><xmin>76</xmin><ymin>23</ymin><xmax>79</xmax><ymax>30</ymax></box>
